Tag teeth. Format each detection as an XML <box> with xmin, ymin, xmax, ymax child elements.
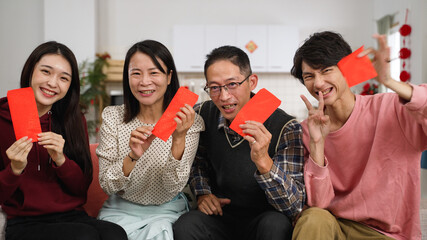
<box><xmin>322</xmin><ymin>88</ymin><xmax>332</xmax><ymax>95</ymax></box>
<box><xmin>317</xmin><ymin>88</ymin><xmax>332</xmax><ymax>95</ymax></box>
<box><xmin>223</xmin><ymin>105</ymin><xmax>234</xmax><ymax>109</ymax></box>
<box><xmin>41</xmin><ymin>88</ymin><xmax>55</xmax><ymax>96</ymax></box>
<box><xmin>141</xmin><ymin>90</ymin><xmax>154</xmax><ymax>94</ymax></box>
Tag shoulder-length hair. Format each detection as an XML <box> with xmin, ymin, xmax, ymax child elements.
<box><xmin>122</xmin><ymin>40</ymin><xmax>180</xmax><ymax>123</ymax></box>
<box><xmin>20</xmin><ymin>41</ymin><xmax>92</xmax><ymax>181</ymax></box>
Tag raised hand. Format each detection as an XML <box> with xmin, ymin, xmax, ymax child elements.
<box><xmin>301</xmin><ymin>91</ymin><xmax>330</xmax><ymax>166</ymax></box>
<box><xmin>6</xmin><ymin>136</ymin><xmax>33</xmax><ymax>175</ymax></box>
<box><xmin>129</xmin><ymin>125</ymin><xmax>155</xmax><ymax>159</ymax></box>
<box><xmin>358</xmin><ymin>34</ymin><xmax>412</xmax><ymax>101</ymax></box>
<box><xmin>240</xmin><ymin>121</ymin><xmax>273</xmax><ymax>174</ymax></box>
<box><xmin>358</xmin><ymin>34</ymin><xmax>391</xmax><ymax>85</ymax></box>
<box><xmin>38</xmin><ymin>132</ymin><xmax>66</xmax><ymax>166</ymax></box>
<box><xmin>172</xmin><ymin>104</ymin><xmax>195</xmax><ymax>139</ymax></box>
<box><xmin>197</xmin><ymin>193</ymin><xmax>231</xmax><ymax>216</ymax></box>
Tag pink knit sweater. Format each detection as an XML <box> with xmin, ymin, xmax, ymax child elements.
<box><xmin>302</xmin><ymin>84</ymin><xmax>427</xmax><ymax>240</ymax></box>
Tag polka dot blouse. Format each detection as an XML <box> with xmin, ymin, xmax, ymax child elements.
<box><xmin>97</xmin><ymin>105</ymin><xmax>205</xmax><ymax>205</ymax></box>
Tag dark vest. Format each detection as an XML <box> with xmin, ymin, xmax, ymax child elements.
<box><xmin>198</xmin><ymin>100</ymin><xmax>295</xmax><ymax>213</ymax></box>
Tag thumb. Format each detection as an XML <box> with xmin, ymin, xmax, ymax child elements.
<box><xmin>219</xmin><ymin>198</ymin><xmax>231</xmax><ymax>207</ymax></box>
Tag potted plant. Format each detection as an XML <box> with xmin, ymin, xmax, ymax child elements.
<box><xmin>79</xmin><ymin>53</ymin><xmax>111</xmax><ymax>139</ymax></box>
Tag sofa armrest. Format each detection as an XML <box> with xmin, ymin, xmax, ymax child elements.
<box><xmin>83</xmin><ymin>143</ymin><xmax>108</xmax><ymax>217</ymax></box>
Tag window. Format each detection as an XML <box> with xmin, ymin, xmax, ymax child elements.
<box><xmin>387</xmin><ymin>29</ymin><xmax>401</xmax><ymax>92</ymax></box>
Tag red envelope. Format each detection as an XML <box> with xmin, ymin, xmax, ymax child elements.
<box><xmin>337</xmin><ymin>46</ymin><xmax>378</xmax><ymax>87</ymax></box>
<box><xmin>152</xmin><ymin>87</ymin><xmax>199</xmax><ymax>141</ymax></box>
<box><xmin>7</xmin><ymin>87</ymin><xmax>42</xmax><ymax>142</ymax></box>
<box><xmin>229</xmin><ymin>88</ymin><xmax>281</xmax><ymax>137</ymax></box>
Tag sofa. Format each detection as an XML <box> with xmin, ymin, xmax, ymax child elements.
<box><xmin>0</xmin><ymin>143</ymin><xmax>108</xmax><ymax>240</ymax></box>
<box><xmin>1</xmin><ymin>147</ymin><xmax>427</xmax><ymax>239</ymax></box>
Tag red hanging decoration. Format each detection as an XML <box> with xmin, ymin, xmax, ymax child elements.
<box><xmin>399</xmin><ymin>24</ymin><xmax>412</xmax><ymax>36</ymax></box>
<box><xmin>399</xmin><ymin>48</ymin><xmax>411</xmax><ymax>59</ymax></box>
<box><xmin>399</xmin><ymin>8</ymin><xmax>411</xmax><ymax>82</ymax></box>
<box><xmin>400</xmin><ymin>70</ymin><xmax>411</xmax><ymax>82</ymax></box>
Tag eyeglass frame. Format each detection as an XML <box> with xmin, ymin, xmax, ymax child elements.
<box><xmin>203</xmin><ymin>74</ymin><xmax>251</xmax><ymax>96</ymax></box>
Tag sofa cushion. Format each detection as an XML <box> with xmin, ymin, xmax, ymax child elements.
<box><xmin>83</xmin><ymin>143</ymin><xmax>108</xmax><ymax>217</ymax></box>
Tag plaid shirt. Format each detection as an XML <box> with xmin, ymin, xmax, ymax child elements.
<box><xmin>189</xmin><ymin>105</ymin><xmax>306</xmax><ymax>220</ymax></box>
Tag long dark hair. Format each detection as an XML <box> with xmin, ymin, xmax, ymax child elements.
<box><xmin>122</xmin><ymin>40</ymin><xmax>180</xmax><ymax>123</ymax></box>
<box><xmin>20</xmin><ymin>41</ymin><xmax>92</xmax><ymax>180</ymax></box>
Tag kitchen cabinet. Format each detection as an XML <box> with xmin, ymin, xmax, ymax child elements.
<box><xmin>173</xmin><ymin>25</ymin><xmax>298</xmax><ymax>73</ymax></box>
<box><xmin>267</xmin><ymin>25</ymin><xmax>299</xmax><ymax>72</ymax></box>
<box><xmin>205</xmin><ymin>25</ymin><xmax>236</xmax><ymax>54</ymax></box>
<box><xmin>173</xmin><ymin>25</ymin><xmax>205</xmax><ymax>72</ymax></box>
<box><xmin>236</xmin><ymin>25</ymin><xmax>268</xmax><ymax>72</ymax></box>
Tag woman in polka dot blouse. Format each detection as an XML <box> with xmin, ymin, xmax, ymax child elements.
<box><xmin>96</xmin><ymin>40</ymin><xmax>204</xmax><ymax>240</ymax></box>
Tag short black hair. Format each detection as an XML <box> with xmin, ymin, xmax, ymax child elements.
<box><xmin>204</xmin><ymin>46</ymin><xmax>252</xmax><ymax>79</ymax></box>
<box><xmin>291</xmin><ymin>31</ymin><xmax>352</xmax><ymax>84</ymax></box>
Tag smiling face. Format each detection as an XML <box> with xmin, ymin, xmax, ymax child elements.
<box><xmin>301</xmin><ymin>61</ymin><xmax>352</xmax><ymax>106</ymax></box>
<box><xmin>30</xmin><ymin>54</ymin><xmax>72</xmax><ymax>116</ymax></box>
<box><xmin>128</xmin><ymin>51</ymin><xmax>171</xmax><ymax>111</ymax></box>
<box><xmin>206</xmin><ymin>60</ymin><xmax>257</xmax><ymax>122</ymax></box>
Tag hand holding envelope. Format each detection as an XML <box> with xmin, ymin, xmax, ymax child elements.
<box><xmin>6</xmin><ymin>87</ymin><xmax>41</xmax><ymax>174</ymax></box>
<box><xmin>337</xmin><ymin>46</ymin><xmax>378</xmax><ymax>88</ymax></box>
<box><xmin>229</xmin><ymin>88</ymin><xmax>281</xmax><ymax>137</ymax></box>
<box><xmin>229</xmin><ymin>88</ymin><xmax>281</xmax><ymax>174</ymax></box>
<box><xmin>152</xmin><ymin>87</ymin><xmax>199</xmax><ymax>141</ymax></box>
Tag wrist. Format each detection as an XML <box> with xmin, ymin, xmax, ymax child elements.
<box><xmin>128</xmin><ymin>152</ymin><xmax>138</xmax><ymax>162</ymax></box>
<box><xmin>309</xmin><ymin>140</ymin><xmax>325</xmax><ymax>166</ymax></box>
<box><xmin>381</xmin><ymin>77</ymin><xmax>395</xmax><ymax>88</ymax></box>
<box><xmin>255</xmin><ymin>156</ymin><xmax>273</xmax><ymax>175</ymax></box>
<box><xmin>172</xmin><ymin>133</ymin><xmax>186</xmax><ymax>142</ymax></box>
<box><xmin>53</xmin><ymin>156</ymin><xmax>66</xmax><ymax>167</ymax></box>
<box><xmin>10</xmin><ymin>165</ymin><xmax>24</xmax><ymax>175</ymax></box>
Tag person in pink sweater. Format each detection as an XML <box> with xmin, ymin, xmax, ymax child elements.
<box><xmin>290</xmin><ymin>31</ymin><xmax>427</xmax><ymax>240</ymax></box>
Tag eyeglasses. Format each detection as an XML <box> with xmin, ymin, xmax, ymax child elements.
<box><xmin>204</xmin><ymin>75</ymin><xmax>251</xmax><ymax>97</ymax></box>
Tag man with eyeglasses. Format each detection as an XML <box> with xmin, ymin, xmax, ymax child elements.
<box><xmin>173</xmin><ymin>46</ymin><xmax>305</xmax><ymax>240</ymax></box>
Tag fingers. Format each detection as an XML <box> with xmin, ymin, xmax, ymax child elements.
<box><xmin>7</xmin><ymin>136</ymin><xmax>32</xmax><ymax>155</ymax></box>
<box><xmin>240</xmin><ymin>121</ymin><xmax>271</xmax><ymax>145</ymax></box>
<box><xmin>131</xmin><ymin>126</ymin><xmax>154</xmax><ymax>144</ymax></box>
<box><xmin>358</xmin><ymin>47</ymin><xmax>375</xmax><ymax>58</ymax></box>
<box><xmin>38</xmin><ymin>132</ymin><xmax>65</xmax><ymax>152</ymax></box>
<box><xmin>175</xmin><ymin>104</ymin><xmax>195</xmax><ymax>127</ymax></box>
<box><xmin>300</xmin><ymin>94</ymin><xmax>313</xmax><ymax>111</ymax></box>
<box><xmin>10</xmin><ymin>139</ymin><xmax>33</xmax><ymax>159</ymax></box>
<box><xmin>317</xmin><ymin>91</ymin><xmax>324</xmax><ymax>111</ymax></box>
<box><xmin>6</xmin><ymin>137</ymin><xmax>33</xmax><ymax>174</ymax></box>
<box><xmin>173</xmin><ymin>104</ymin><xmax>195</xmax><ymax>138</ymax></box>
<box><xmin>373</xmin><ymin>34</ymin><xmax>388</xmax><ymax>50</ymax></box>
<box><xmin>129</xmin><ymin>126</ymin><xmax>155</xmax><ymax>158</ymax></box>
<box><xmin>357</xmin><ymin>35</ymin><xmax>389</xmax><ymax>60</ymax></box>
<box><xmin>219</xmin><ymin>198</ymin><xmax>231</xmax><ymax>207</ymax></box>
<box><xmin>197</xmin><ymin>194</ymin><xmax>223</xmax><ymax>216</ymax></box>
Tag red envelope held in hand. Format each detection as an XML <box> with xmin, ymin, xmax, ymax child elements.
<box><xmin>152</xmin><ymin>87</ymin><xmax>199</xmax><ymax>141</ymax></box>
<box><xmin>229</xmin><ymin>88</ymin><xmax>281</xmax><ymax>137</ymax></box>
<box><xmin>337</xmin><ymin>46</ymin><xmax>378</xmax><ymax>88</ymax></box>
<box><xmin>7</xmin><ymin>87</ymin><xmax>42</xmax><ymax>142</ymax></box>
